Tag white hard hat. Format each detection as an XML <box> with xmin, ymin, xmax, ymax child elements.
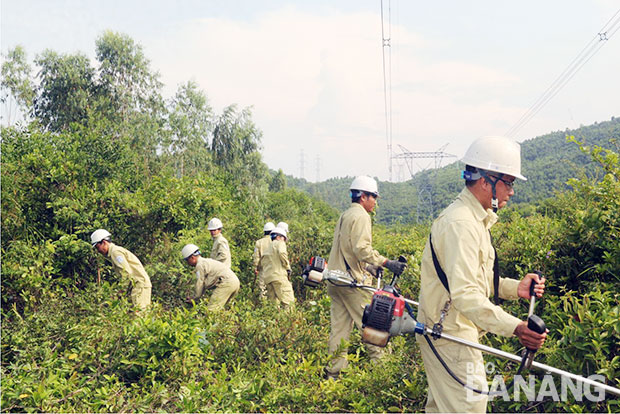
<box><xmin>263</xmin><ymin>222</ymin><xmax>275</xmax><ymax>232</ymax></box>
<box><xmin>181</xmin><ymin>243</ymin><xmax>201</xmax><ymax>259</ymax></box>
<box><xmin>276</xmin><ymin>222</ymin><xmax>288</xmax><ymax>232</ymax></box>
<box><xmin>207</xmin><ymin>218</ymin><xmax>223</xmax><ymax>230</ymax></box>
<box><xmin>90</xmin><ymin>229</ymin><xmax>111</xmax><ymax>246</ymax></box>
<box><xmin>461</xmin><ymin>136</ymin><xmax>527</xmax><ymax>181</ymax></box>
<box><xmin>271</xmin><ymin>226</ymin><xmax>287</xmax><ymax>240</ymax></box>
<box><xmin>350</xmin><ymin>176</ymin><xmax>379</xmax><ymax>195</ymax></box>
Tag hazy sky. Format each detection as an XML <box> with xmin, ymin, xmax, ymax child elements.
<box><xmin>2</xmin><ymin>0</ymin><xmax>619</xmax><ymax>182</ymax></box>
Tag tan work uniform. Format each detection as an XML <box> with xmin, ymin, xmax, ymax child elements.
<box><xmin>210</xmin><ymin>233</ymin><xmax>231</xmax><ymax>267</ymax></box>
<box><xmin>326</xmin><ymin>202</ymin><xmax>387</xmax><ymax>377</ymax></box>
<box><xmin>106</xmin><ymin>243</ymin><xmax>152</xmax><ymax>311</ymax></box>
<box><xmin>417</xmin><ymin>188</ymin><xmax>522</xmax><ymax>413</ymax></box>
<box><xmin>194</xmin><ymin>257</ymin><xmax>240</xmax><ymax>311</ymax></box>
<box><xmin>262</xmin><ymin>239</ymin><xmax>295</xmax><ymax>307</ymax></box>
<box><xmin>252</xmin><ymin>235</ymin><xmax>271</xmax><ymax>298</ymax></box>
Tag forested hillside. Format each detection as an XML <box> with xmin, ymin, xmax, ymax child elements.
<box><xmin>288</xmin><ymin>117</ymin><xmax>620</xmax><ymax>224</ymax></box>
<box><xmin>2</xmin><ymin>33</ymin><xmax>619</xmax><ymax>413</ymax></box>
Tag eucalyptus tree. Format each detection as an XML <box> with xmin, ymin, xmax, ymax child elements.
<box><xmin>95</xmin><ymin>31</ymin><xmax>163</xmax><ymax>122</ymax></box>
<box><xmin>166</xmin><ymin>81</ymin><xmax>214</xmax><ymax>176</ymax></box>
<box><xmin>212</xmin><ymin>104</ymin><xmax>268</xmax><ymax>188</ymax></box>
<box><xmin>94</xmin><ymin>31</ymin><xmax>167</xmax><ymax>176</ymax></box>
<box><xmin>33</xmin><ymin>50</ymin><xmax>96</xmax><ymax>132</ymax></box>
<box><xmin>1</xmin><ymin>45</ymin><xmax>34</xmax><ymax>125</ymax></box>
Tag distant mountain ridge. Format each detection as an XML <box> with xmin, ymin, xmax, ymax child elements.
<box><xmin>286</xmin><ymin>117</ymin><xmax>620</xmax><ymax>224</ymax></box>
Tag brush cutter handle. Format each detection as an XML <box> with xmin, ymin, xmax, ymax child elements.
<box><xmin>528</xmin><ymin>270</ymin><xmax>543</xmax><ymax>316</ymax></box>
<box><xmin>531</xmin><ymin>270</ymin><xmax>543</xmax><ymax>297</ymax></box>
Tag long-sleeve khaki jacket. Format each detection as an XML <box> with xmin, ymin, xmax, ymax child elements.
<box><xmin>262</xmin><ymin>239</ymin><xmax>291</xmax><ymax>285</ymax></box>
<box><xmin>194</xmin><ymin>257</ymin><xmax>238</xmax><ymax>299</ymax></box>
<box><xmin>417</xmin><ymin>188</ymin><xmax>521</xmax><ymax>344</ymax></box>
<box><xmin>210</xmin><ymin>233</ymin><xmax>231</xmax><ymax>267</ymax></box>
<box><xmin>106</xmin><ymin>243</ymin><xmax>152</xmax><ymax>288</ymax></box>
<box><xmin>328</xmin><ymin>202</ymin><xmax>387</xmax><ymax>284</ymax></box>
<box><xmin>252</xmin><ymin>235</ymin><xmax>271</xmax><ymax>274</ymax></box>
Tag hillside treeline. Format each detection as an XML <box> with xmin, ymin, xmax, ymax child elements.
<box><xmin>289</xmin><ymin>118</ymin><xmax>620</xmax><ymax>225</ymax></box>
<box><xmin>2</xmin><ymin>33</ymin><xmax>619</xmax><ymax>412</ymax></box>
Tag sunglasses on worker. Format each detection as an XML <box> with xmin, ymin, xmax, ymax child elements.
<box><xmin>489</xmin><ymin>175</ymin><xmax>515</xmax><ymax>188</ymax></box>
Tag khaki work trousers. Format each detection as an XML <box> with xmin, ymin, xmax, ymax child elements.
<box><xmin>325</xmin><ymin>283</ymin><xmax>384</xmax><ymax>376</ymax></box>
<box><xmin>417</xmin><ymin>336</ymin><xmax>488</xmax><ymax>413</ymax></box>
<box><xmin>208</xmin><ymin>278</ymin><xmax>240</xmax><ymax>311</ymax></box>
<box><xmin>131</xmin><ymin>286</ymin><xmax>151</xmax><ymax>311</ymax></box>
<box><xmin>265</xmin><ymin>278</ymin><xmax>295</xmax><ymax>307</ymax></box>
<box><xmin>257</xmin><ymin>272</ymin><xmax>267</xmax><ymax>299</ymax></box>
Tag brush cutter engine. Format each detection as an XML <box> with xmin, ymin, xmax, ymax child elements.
<box><xmin>302</xmin><ymin>256</ymin><xmax>327</xmax><ymax>287</ymax></box>
<box><xmin>361</xmin><ymin>287</ymin><xmax>418</xmax><ymax>347</ymax></box>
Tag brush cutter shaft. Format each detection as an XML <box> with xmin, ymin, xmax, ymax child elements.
<box><xmin>325</xmin><ymin>271</ymin><xmax>620</xmax><ymax>396</ymax></box>
<box><xmin>433</xmin><ymin>326</ymin><xmax>620</xmax><ymax>396</ymax></box>
<box><xmin>324</xmin><ymin>272</ymin><xmax>419</xmax><ymax>306</ymax></box>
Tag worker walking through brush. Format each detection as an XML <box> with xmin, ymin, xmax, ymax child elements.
<box><xmin>324</xmin><ymin>176</ymin><xmax>406</xmax><ymax>380</ymax></box>
<box><xmin>207</xmin><ymin>218</ymin><xmax>231</xmax><ymax>267</ymax></box>
<box><xmin>90</xmin><ymin>229</ymin><xmax>152</xmax><ymax>311</ymax></box>
<box><xmin>182</xmin><ymin>244</ymin><xmax>240</xmax><ymax>311</ymax></box>
<box><xmin>416</xmin><ymin>136</ymin><xmax>547</xmax><ymax>413</ymax></box>
<box><xmin>262</xmin><ymin>226</ymin><xmax>295</xmax><ymax>308</ymax></box>
<box><xmin>253</xmin><ymin>221</ymin><xmax>275</xmax><ymax>299</ymax></box>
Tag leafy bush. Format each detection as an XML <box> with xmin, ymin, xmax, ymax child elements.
<box><xmin>1</xmin><ymin>287</ymin><xmax>429</xmax><ymax>412</ymax></box>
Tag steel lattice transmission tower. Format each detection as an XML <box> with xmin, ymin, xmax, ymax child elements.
<box><xmin>392</xmin><ymin>143</ymin><xmax>457</xmax><ymax>222</ymax></box>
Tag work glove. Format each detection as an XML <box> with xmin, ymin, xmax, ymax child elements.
<box><xmin>383</xmin><ymin>259</ymin><xmax>406</xmax><ymax>275</ymax></box>
<box><xmin>365</xmin><ymin>264</ymin><xmax>381</xmax><ymax>277</ymax></box>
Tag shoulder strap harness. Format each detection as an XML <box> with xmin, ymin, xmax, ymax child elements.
<box><xmin>429</xmin><ymin>232</ymin><xmax>500</xmax><ymax>306</ymax></box>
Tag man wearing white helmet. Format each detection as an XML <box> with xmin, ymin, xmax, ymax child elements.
<box><xmin>324</xmin><ymin>175</ymin><xmax>406</xmax><ymax>380</ymax></box>
<box><xmin>253</xmin><ymin>221</ymin><xmax>275</xmax><ymax>298</ymax></box>
<box><xmin>181</xmin><ymin>243</ymin><xmax>240</xmax><ymax>310</ymax></box>
<box><xmin>90</xmin><ymin>229</ymin><xmax>152</xmax><ymax>311</ymax></box>
<box><xmin>207</xmin><ymin>218</ymin><xmax>231</xmax><ymax>268</ymax></box>
<box><xmin>261</xmin><ymin>226</ymin><xmax>295</xmax><ymax>307</ymax></box>
<box><xmin>416</xmin><ymin>136</ymin><xmax>547</xmax><ymax>413</ymax></box>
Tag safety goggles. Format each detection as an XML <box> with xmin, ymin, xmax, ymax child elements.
<box><xmin>489</xmin><ymin>175</ymin><xmax>515</xmax><ymax>188</ymax></box>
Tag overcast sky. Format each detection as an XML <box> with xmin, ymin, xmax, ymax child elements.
<box><xmin>2</xmin><ymin>0</ymin><xmax>619</xmax><ymax>182</ymax></box>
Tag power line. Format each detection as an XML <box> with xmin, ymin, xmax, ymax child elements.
<box><xmin>381</xmin><ymin>0</ymin><xmax>393</xmax><ymax>181</ymax></box>
<box><xmin>506</xmin><ymin>7</ymin><xmax>620</xmax><ymax>138</ymax></box>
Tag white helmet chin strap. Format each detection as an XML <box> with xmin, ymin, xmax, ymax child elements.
<box><xmin>476</xmin><ymin>169</ymin><xmax>500</xmax><ymax>213</ymax></box>
<box><xmin>491</xmin><ymin>195</ymin><xmax>499</xmax><ymax>212</ymax></box>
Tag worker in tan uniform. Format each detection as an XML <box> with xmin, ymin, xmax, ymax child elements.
<box><xmin>253</xmin><ymin>221</ymin><xmax>275</xmax><ymax>299</ymax></box>
<box><xmin>182</xmin><ymin>243</ymin><xmax>240</xmax><ymax>311</ymax></box>
<box><xmin>416</xmin><ymin>136</ymin><xmax>547</xmax><ymax>413</ymax></box>
<box><xmin>207</xmin><ymin>218</ymin><xmax>231</xmax><ymax>267</ymax></box>
<box><xmin>262</xmin><ymin>226</ymin><xmax>295</xmax><ymax>307</ymax></box>
<box><xmin>324</xmin><ymin>176</ymin><xmax>406</xmax><ymax>379</ymax></box>
<box><xmin>91</xmin><ymin>229</ymin><xmax>152</xmax><ymax>311</ymax></box>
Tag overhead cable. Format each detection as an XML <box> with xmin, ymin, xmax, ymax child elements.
<box><xmin>381</xmin><ymin>0</ymin><xmax>393</xmax><ymax>180</ymax></box>
<box><xmin>506</xmin><ymin>8</ymin><xmax>620</xmax><ymax>138</ymax></box>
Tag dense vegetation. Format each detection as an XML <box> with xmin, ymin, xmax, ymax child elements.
<box><xmin>289</xmin><ymin>118</ymin><xmax>620</xmax><ymax>225</ymax></box>
<box><xmin>2</xmin><ymin>33</ymin><xmax>619</xmax><ymax>412</ymax></box>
